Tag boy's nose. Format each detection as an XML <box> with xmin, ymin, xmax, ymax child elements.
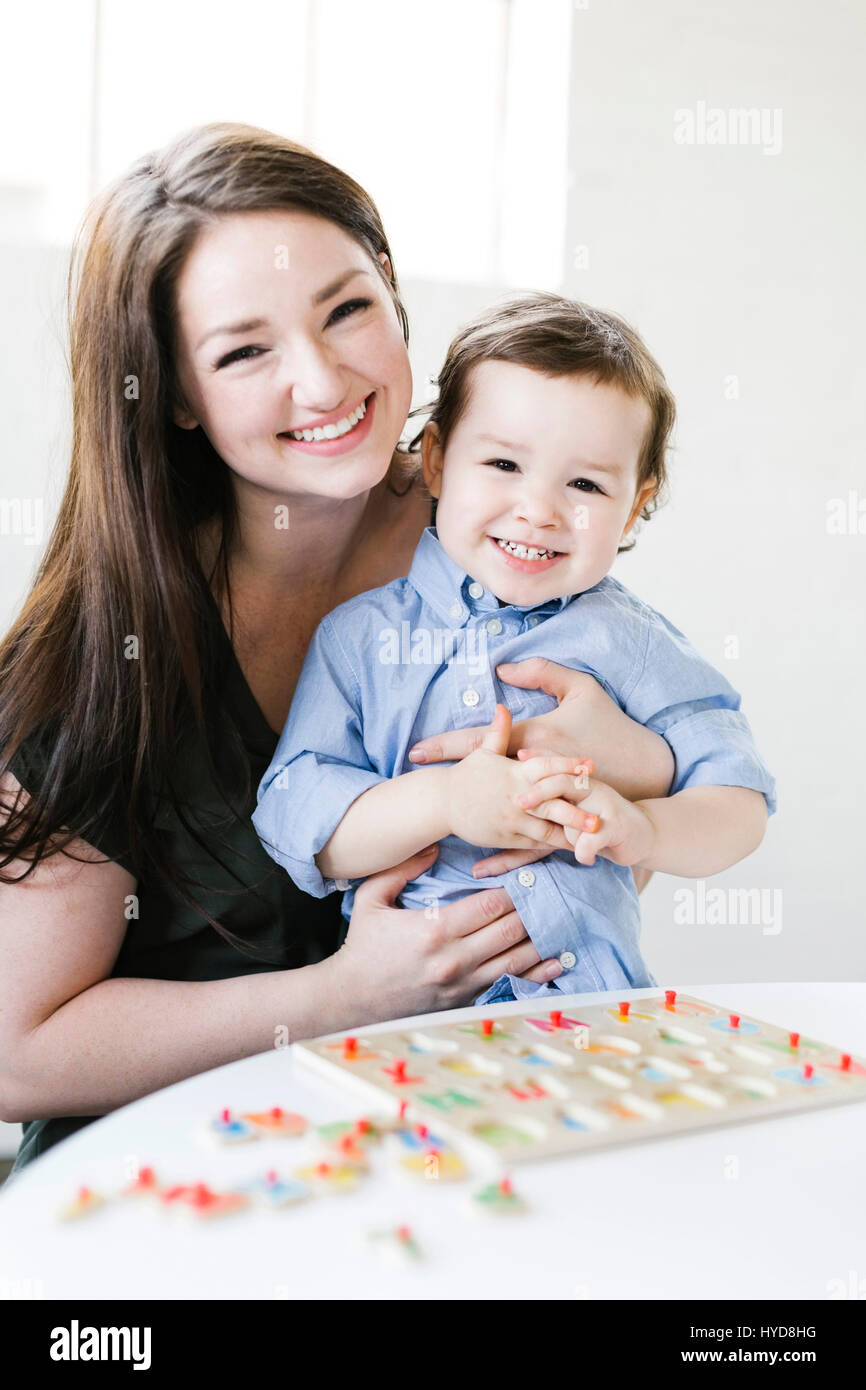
<box><xmin>513</xmin><ymin>491</ymin><xmax>560</xmax><ymax>530</ymax></box>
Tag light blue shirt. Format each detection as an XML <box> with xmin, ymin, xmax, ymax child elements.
<box><xmin>253</xmin><ymin>527</ymin><xmax>776</xmax><ymax>1005</ymax></box>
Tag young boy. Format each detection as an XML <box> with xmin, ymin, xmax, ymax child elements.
<box><xmin>252</xmin><ymin>294</ymin><xmax>776</xmax><ymax>1005</ymax></box>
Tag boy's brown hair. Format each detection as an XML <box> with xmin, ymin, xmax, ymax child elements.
<box><xmin>411</xmin><ymin>292</ymin><xmax>676</xmax><ymax>552</ymax></box>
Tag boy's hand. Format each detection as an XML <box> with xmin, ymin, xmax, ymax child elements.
<box><xmin>445</xmin><ymin>705</ymin><xmax>599</xmax><ymax>850</ymax></box>
<box><xmin>517</xmin><ymin>767</ymin><xmax>658</xmax><ymax>868</ymax></box>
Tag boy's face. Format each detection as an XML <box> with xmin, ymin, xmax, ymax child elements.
<box><xmin>421</xmin><ymin>360</ymin><xmax>657</xmax><ymax>608</ymax></box>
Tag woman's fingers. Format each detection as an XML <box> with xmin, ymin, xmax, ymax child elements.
<box><xmin>406</xmin><ymin>728</ymin><xmax>485</xmax><ymax>763</ymax></box>
<box><xmin>471</xmin><ymin>846</ymin><xmax>554</xmax><ymax>878</ymax></box>
<box><xmin>438</xmin><ymin>885</ymin><xmax>516</xmax><ymax>940</ymax></box>
<box><xmin>356</xmin><ymin>843</ymin><xmax>439</xmax><ymax>907</ymax></box>
<box><xmin>495</xmin><ymin>657</ymin><xmax>578</xmax><ymax>702</ymax></box>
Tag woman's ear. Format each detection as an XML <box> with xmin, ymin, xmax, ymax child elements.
<box><xmin>377</xmin><ymin>251</ymin><xmax>393</xmax><ymax>282</ymax></box>
<box><xmin>173</xmin><ymin>406</ymin><xmax>199</xmax><ymax>430</ymax></box>
<box><xmin>420</xmin><ymin>422</ymin><xmax>444</xmax><ymax>499</ymax></box>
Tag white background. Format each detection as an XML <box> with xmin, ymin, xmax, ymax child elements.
<box><xmin>1</xmin><ymin>1</ymin><xmax>864</xmax><ymax>1154</ymax></box>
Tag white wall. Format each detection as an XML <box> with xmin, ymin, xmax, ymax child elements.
<box><xmin>559</xmin><ymin>0</ymin><xmax>865</xmax><ymax>982</ymax></box>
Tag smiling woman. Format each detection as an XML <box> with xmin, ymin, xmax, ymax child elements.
<box><xmin>0</xmin><ymin>123</ymin><xmax>674</xmax><ymax>1179</ymax></box>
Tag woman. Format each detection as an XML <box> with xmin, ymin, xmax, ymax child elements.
<box><xmin>0</xmin><ymin>124</ymin><xmax>673</xmax><ymax>1177</ymax></box>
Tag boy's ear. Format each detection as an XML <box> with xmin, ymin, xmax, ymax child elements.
<box><xmin>622</xmin><ymin>480</ymin><xmax>657</xmax><ymax>538</ymax></box>
<box><xmin>420</xmin><ymin>422</ymin><xmax>444</xmax><ymax>499</ymax></box>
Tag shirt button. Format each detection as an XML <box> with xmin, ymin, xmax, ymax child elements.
<box><xmin>485</xmin><ymin>617</ymin><xmax>503</xmax><ymax>635</ymax></box>
<box><xmin>517</xmin><ymin>868</ymin><xmax>536</xmax><ymax>887</ymax></box>
<box><xmin>559</xmin><ymin>950</ymin><xmax>576</xmax><ymax>970</ymax></box>
<box><xmin>527</xmin><ymin>614</ymin><xmax>541</xmax><ymax>627</ymax></box>
<box><xmin>468</xmin><ymin>581</ymin><xmax>484</xmax><ymax>599</ymax></box>
<box><xmin>448</xmin><ymin>600</ymin><xmax>464</xmax><ymax>621</ymax></box>
<box><xmin>462</xmin><ymin>689</ymin><xmax>480</xmax><ymax>707</ymax></box>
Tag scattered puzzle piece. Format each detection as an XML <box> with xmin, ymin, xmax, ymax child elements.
<box><xmin>471</xmin><ymin>1175</ymin><xmax>528</xmax><ymax>1217</ymax></box>
<box><xmin>202</xmin><ymin>1108</ymin><xmax>258</xmax><ymax>1146</ymax></box>
<box><xmin>295</xmin><ymin>1161</ymin><xmax>363</xmax><ymax>1192</ymax></box>
<box><xmin>368</xmin><ymin>1223</ymin><xmax>423</xmax><ymax>1262</ymax></box>
<box><xmin>234</xmin><ymin>1171</ymin><xmax>311</xmax><ymax>1209</ymax></box>
<box><xmin>120</xmin><ymin>1166</ymin><xmax>161</xmax><ymax>1199</ymax></box>
<box><xmin>242</xmin><ymin>1107</ymin><xmax>308</xmax><ymax>1137</ymax></box>
<box><xmin>59</xmin><ymin>1185</ymin><xmax>107</xmax><ymax>1221</ymax></box>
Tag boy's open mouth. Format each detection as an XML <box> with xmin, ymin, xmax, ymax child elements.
<box><xmin>490</xmin><ymin>535</ymin><xmax>563</xmax><ymax>561</ymax></box>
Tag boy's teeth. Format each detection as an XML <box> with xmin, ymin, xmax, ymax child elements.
<box><xmin>286</xmin><ymin>397</ymin><xmax>367</xmax><ymax>441</ymax></box>
<box><xmin>495</xmin><ymin>537</ymin><xmax>558</xmax><ymax>560</ymax></box>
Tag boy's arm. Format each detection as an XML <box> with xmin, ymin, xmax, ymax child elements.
<box><xmin>316</xmin><ymin>769</ymin><xmax>451</xmax><ymax>879</ymax></box>
<box><xmin>634</xmin><ymin>785</ymin><xmax>767</xmax><ymax>876</ymax></box>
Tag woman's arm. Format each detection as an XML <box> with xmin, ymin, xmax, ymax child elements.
<box><xmin>408</xmin><ymin>658</ymin><xmax>675</xmax><ymax>802</ymax></box>
<box><xmin>0</xmin><ymin>779</ymin><xmax>560</xmax><ymax>1120</ymax></box>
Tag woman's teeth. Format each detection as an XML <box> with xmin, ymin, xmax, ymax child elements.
<box><xmin>495</xmin><ymin>537</ymin><xmax>559</xmax><ymax>561</ymax></box>
<box><xmin>284</xmin><ymin>397</ymin><xmax>368</xmax><ymax>442</ymax></box>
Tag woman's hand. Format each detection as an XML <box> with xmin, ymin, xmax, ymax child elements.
<box><xmin>330</xmin><ymin>844</ymin><xmax>563</xmax><ymax>1025</ymax></box>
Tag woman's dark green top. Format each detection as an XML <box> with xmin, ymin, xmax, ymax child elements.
<box><xmin>6</xmin><ymin>581</ymin><xmax>347</xmax><ymax>1179</ymax></box>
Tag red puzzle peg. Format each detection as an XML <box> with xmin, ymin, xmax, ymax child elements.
<box><xmin>665</xmin><ymin>989</ymin><xmax>677</xmax><ymax>1010</ymax></box>
<box><xmin>398</xmin><ymin>1100</ymin><xmax>408</xmax><ymax>1121</ymax></box>
<box><xmin>220</xmin><ymin>1108</ymin><xmax>230</xmax><ymax>1124</ymax></box>
<box><xmin>789</xmin><ymin>1032</ymin><xmax>800</xmax><ymax>1050</ymax></box>
<box><xmin>266</xmin><ymin>1170</ymin><xmax>278</xmax><ymax>1184</ymax></box>
<box><xmin>841</xmin><ymin>1053</ymin><xmax>852</xmax><ymax>1072</ymax></box>
<box><xmin>549</xmin><ymin>1010</ymin><xmax>562</xmax><ymax>1029</ymax></box>
<box><xmin>270</xmin><ymin>1106</ymin><xmax>283</xmax><ymax>1118</ymax></box>
<box><xmin>416</xmin><ymin>1124</ymin><xmax>428</xmax><ymax>1140</ymax></box>
<box><xmin>619</xmin><ymin>1001</ymin><xmax>630</xmax><ymax>1018</ymax></box>
<box><xmin>729</xmin><ymin>1014</ymin><xmax>740</xmax><ymax>1029</ymax></box>
<box><xmin>482</xmin><ymin>1018</ymin><xmax>495</xmax><ymax>1036</ymax></box>
<box><xmin>499</xmin><ymin>1175</ymin><xmax>513</xmax><ymax>1197</ymax></box>
<box><xmin>803</xmin><ymin>1064</ymin><xmax>814</xmax><ymax>1081</ymax></box>
<box><xmin>383</xmin><ymin>1058</ymin><xmax>420</xmax><ymax>1085</ymax></box>
<box><xmin>355</xmin><ymin>1117</ymin><xmax>371</xmax><ymax>1135</ymax></box>
<box><xmin>343</xmin><ymin>1036</ymin><xmax>358</xmax><ymax>1060</ymax></box>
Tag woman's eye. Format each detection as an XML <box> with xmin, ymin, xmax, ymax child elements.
<box><xmin>216</xmin><ymin>345</ymin><xmax>264</xmax><ymax>369</ymax></box>
<box><xmin>328</xmin><ymin>297</ymin><xmax>373</xmax><ymax>325</ymax></box>
<box><xmin>570</xmin><ymin>478</ymin><xmax>603</xmax><ymax>493</ymax></box>
<box><xmin>485</xmin><ymin>458</ymin><xmax>518</xmax><ymax>472</ymax></box>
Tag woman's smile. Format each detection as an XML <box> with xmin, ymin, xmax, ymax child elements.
<box><xmin>276</xmin><ymin>390</ymin><xmax>377</xmax><ymax>457</ymax></box>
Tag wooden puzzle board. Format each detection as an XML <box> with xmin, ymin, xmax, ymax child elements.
<box><xmin>293</xmin><ymin>994</ymin><xmax>866</xmax><ymax>1166</ymax></box>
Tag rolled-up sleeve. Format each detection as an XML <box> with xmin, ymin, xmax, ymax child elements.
<box><xmin>252</xmin><ymin>615</ymin><xmax>386</xmax><ymax>897</ymax></box>
<box><xmin>622</xmin><ymin>610</ymin><xmax>777</xmax><ymax>815</ymax></box>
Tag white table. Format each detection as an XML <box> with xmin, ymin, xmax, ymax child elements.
<box><xmin>1</xmin><ymin>983</ymin><xmax>864</xmax><ymax>1301</ymax></box>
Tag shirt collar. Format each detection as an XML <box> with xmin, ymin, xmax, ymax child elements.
<box><xmin>408</xmin><ymin>527</ymin><xmax>575</xmax><ymax>625</ymax></box>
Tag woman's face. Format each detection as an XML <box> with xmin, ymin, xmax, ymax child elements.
<box><xmin>172</xmin><ymin>209</ymin><xmax>413</xmax><ymax>503</ymax></box>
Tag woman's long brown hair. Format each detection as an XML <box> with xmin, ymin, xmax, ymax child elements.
<box><xmin>0</xmin><ymin>122</ymin><xmax>412</xmax><ymax>951</ymax></box>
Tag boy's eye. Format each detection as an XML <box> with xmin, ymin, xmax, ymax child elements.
<box><xmin>216</xmin><ymin>344</ymin><xmax>265</xmax><ymax>369</ymax></box>
<box><xmin>570</xmin><ymin>478</ymin><xmax>603</xmax><ymax>493</ymax></box>
<box><xmin>328</xmin><ymin>297</ymin><xmax>373</xmax><ymax>324</ymax></box>
<box><xmin>485</xmin><ymin>458</ymin><xmax>519</xmax><ymax>472</ymax></box>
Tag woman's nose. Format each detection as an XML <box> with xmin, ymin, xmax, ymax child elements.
<box><xmin>285</xmin><ymin>337</ymin><xmax>347</xmax><ymax>412</ymax></box>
